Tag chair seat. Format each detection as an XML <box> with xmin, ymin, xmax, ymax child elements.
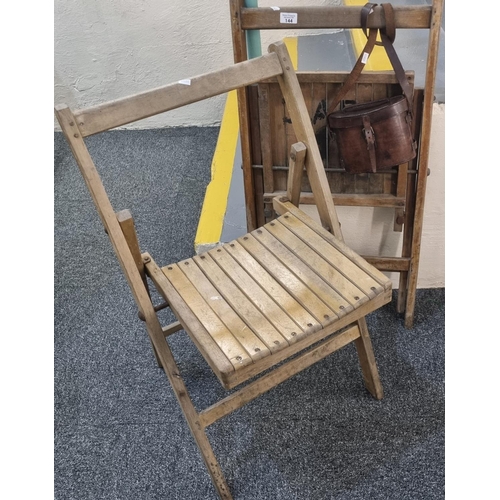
<box><xmin>147</xmin><ymin>208</ymin><xmax>392</xmax><ymax>389</ymax></box>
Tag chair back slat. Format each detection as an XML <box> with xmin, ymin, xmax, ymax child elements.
<box><xmin>75</xmin><ymin>53</ymin><xmax>283</xmax><ymax>137</ymax></box>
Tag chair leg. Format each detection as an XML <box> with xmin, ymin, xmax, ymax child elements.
<box><xmin>148</xmin><ymin>321</ymin><xmax>233</xmax><ymax>499</ymax></box>
<box><xmin>354</xmin><ymin>318</ymin><xmax>384</xmax><ymax>400</ymax></box>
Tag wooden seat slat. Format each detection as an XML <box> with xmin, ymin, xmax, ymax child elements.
<box><xmin>177</xmin><ymin>257</ymin><xmax>270</xmax><ymax>362</ymax></box>
<box><xmin>207</xmin><ymin>246</ymin><xmax>307</xmax><ymax>344</ymax></box>
<box><xmin>235</xmin><ymin>232</ymin><xmax>338</xmax><ymax>324</ymax></box>
<box><xmin>247</xmin><ymin>229</ymin><xmax>353</xmax><ymax>318</ymax></box>
<box><xmin>224</xmin><ymin>241</ymin><xmax>322</xmax><ymax>332</ymax></box>
<box><xmin>192</xmin><ymin>253</ymin><xmax>290</xmax><ymax>354</ymax></box>
<box><xmin>277</xmin><ymin>214</ymin><xmax>384</xmax><ymax>297</ymax></box>
<box><xmin>161</xmin><ymin>264</ymin><xmax>252</xmax><ymax>369</ymax></box>
<box><xmin>266</xmin><ymin>218</ymin><xmax>370</xmax><ymax>306</ymax></box>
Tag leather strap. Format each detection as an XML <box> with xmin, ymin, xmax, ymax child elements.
<box><xmin>328</xmin><ymin>3</ymin><xmax>413</xmax><ymax>115</ymax></box>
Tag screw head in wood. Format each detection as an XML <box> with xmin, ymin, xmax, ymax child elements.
<box><xmin>236</xmin><ymin>356</ymin><xmax>242</xmax><ymax>361</ymax></box>
<box><xmin>143</xmin><ymin>256</ymin><xmax>151</xmax><ymax>263</ymax></box>
<box><xmin>274</xmin><ymin>340</ymin><xmax>280</xmax><ymax>345</ymax></box>
<box><xmin>254</xmin><ymin>347</ymin><xmax>261</xmax><ymax>352</ymax></box>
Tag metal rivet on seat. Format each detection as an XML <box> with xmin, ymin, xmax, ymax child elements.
<box><xmin>230</xmin><ymin>243</ymin><xmax>234</xmax><ymax>247</ymax></box>
<box><xmin>339</xmin><ymin>305</ymin><xmax>345</xmax><ymax>309</ymax></box>
<box><xmin>307</xmin><ymin>323</ymin><xmax>313</xmax><ymax>327</ymax></box>
<box><xmin>354</xmin><ymin>296</ymin><xmax>359</xmax><ymax>300</ymax></box>
<box><xmin>236</xmin><ymin>356</ymin><xmax>242</xmax><ymax>361</ymax></box>
<box><xmin>254</xmin><ymin>347</ymin><xmax>260</xmax><ymax>352</ymax></box>
<box><xmin>274</xmin><ymin>340</ymin><xmax>280</xmax><ymax>345</ymax></box>
<box><xmin>291</xmin><ymin>332</ymin><xmax>296</xmax><ymax>337</ymax></box>
<box><xmin>371</xmin><ymin>286</ymin><xmax>377</xmax><ymax>291</ymax></box>
<box><xmin>270</xmin><ymin>222</ymin><xmax>275</xmax><ymax>226</ymax></box>
<box><xmin>243</xmin><ymin>236</ymin><xmax>248</xmax><ymax>240</ymax></box>
<box><xmin>324</xmin><ymin>315</ymin><xmax>329</xmax><ymax>320</ymax></box>
<box><xmin>184</xmin><ymin>262</ymin><xmax>189</xmax><ymax>265</ymax></box>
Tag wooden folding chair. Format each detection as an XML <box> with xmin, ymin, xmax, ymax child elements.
<box><xmin>55</xmin><ymin>41</ymin><xmax>392</xmax><ymax>500</ymax></box>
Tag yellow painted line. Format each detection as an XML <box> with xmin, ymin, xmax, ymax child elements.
<box><xmin>284</xmin><ymin>36</ymin><xmax>298</xmax><ymax>70</ymax></box>
<box><xmin>344</xmin><ymin>0</ymin><xmax>391</xmax><ymax>70</ymax></box>
<box><xmin>195</xmin><ymin>89</ymin><xmax>239</xmax><ymax>251</ymax></box>
<box><xmin>195</xmin><ymin>36</ymin><xmax>298</xmax><ymax>251</ymax></box>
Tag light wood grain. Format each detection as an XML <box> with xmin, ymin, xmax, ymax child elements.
<box><xmin>241</xmin><ymin>5</ymin><xmax>432</xmax><ymax>30</ymax></box>
<box><xmin>225</xmin><ymin>241</ymin><xmax>321</xmax><ymax>333</ymax></box>
<box><xmin>75</xmin><ymin>53</ymin><xmax>283</xmax><ymax>138</ymax></box>
<box><xmin>179</xmin><ymin>256</ymin><xmax>270</xmax><ymax>361</ymax></box>
<box><xmin>286</xmin><ymin>142</ymin><xmax>307</xmax><ymax>207</ymax></box>
<box><xmin>269</xmin><ymin>41</ymin><xmax>342</xmax><ymax>239</ymax></box>
<box><xmin>193</xmin><ymin>253</ymin><xmax>289</xmax><ymax>353</ymax></box>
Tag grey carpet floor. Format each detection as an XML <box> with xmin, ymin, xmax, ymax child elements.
<box><xmin>54</xmin><ymin>128</ymin><xmax>444</xmax><ymax>500</ymax></box>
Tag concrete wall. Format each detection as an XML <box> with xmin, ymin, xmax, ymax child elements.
<box><xmin>54</xmin><ymin>0</ymin><xmax>340</xmax><ymax>128</ymax></box>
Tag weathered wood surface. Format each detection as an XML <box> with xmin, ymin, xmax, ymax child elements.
<box><xmin>241</xmin><ymin>5</ymin><xmax>432</xmax><ymax>30</ymax></box>
<box><xmin>75</xmin><ymin>53</ymin><xmax>283</xmax><ymax>138</ymax></box>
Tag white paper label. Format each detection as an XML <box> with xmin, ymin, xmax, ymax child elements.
<box><xmin>361</xmin><ymin>52</ymin><xmax>369</xmax><ymax>64</ymax></box>
<box><xmin>271</xmin><ymin>6</ymin><xmax>280</xmax><ymax>11</ymax></box>
<box><xmin>280</xmin><ymin>12</ymin><xmax>297</xmax><ymax>24</ymax></box>
<box><xmin>178</xmin><ymin>79</ymin><xmax>191</xmax><ymax>85</ymax></box>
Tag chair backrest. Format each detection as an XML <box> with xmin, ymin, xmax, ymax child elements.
<box><xmin>54</xmin><ymin>41</ymin><xmax>343</xmax><ymax>319</ymax></box>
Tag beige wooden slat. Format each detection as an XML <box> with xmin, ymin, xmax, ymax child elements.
<box><xmin>286</xmin><ymin>142</ymin><xmax>307</xmax><ymax>208</ymax></box>
<box><xmin>241</xmin><ymin>5</ymin><xmax>432</xmax><ymax>30</ymax></box>
<box><xmin>179</xmin><ymin>257</ymin><xmax>270</xmax><ymax>361</ymax></box>
<box><xmin>270</xmin><ymin>42</ymin><xmax>342</xmax><ymax>239</ymax></box>
<box><xmin>273</xmin><ymin>199</ymin><xmax>391</xmax><ymax>291</ymax></box>
<box><xmin>74</xmin><ymin>52</ymin><xmax>283</xmax><ymax>137</ymax></box>
<box><xmin>209</xmin><ymin>246</ymin><xmax>307</xmax><ymax>344</ymax></box>
<box><xmin>258</xmin><ymin>83</ymin><xmax>274</xmax><ymax>197</ymax></box>
<box><xmin>162</xmin><ymin>264</ymin><xmax>252</xmax><ymax>369</ymax></box>
<box><xmin>147</xmin><ymin>258</ymin><xmax>234</xmax><ymax>379</ymax></box>
<box><xmin>277</xmin><ymin>214</ymin><xmax>383</xmax><ymax>298</ymax></box>
<box><xmin>246</xmin><ymin>230</ymin><xmax>352</xmax><ymax>318</ymax></box>
<box><xmin>236</xmin><ymin>234</ymin><xmax>336</xmax><ymax>324</ymax></box>
<box><xmin>225</xmin><ymin>241</ymin><xmax>322</xmax><ymax>332</ymax></box>
<box><xmin>193</xmin><ymin>254</ymin><xmax>289</xmax><ymax>353</ymax></box>
<box><xmin>267</xmin><ymin>219</ymin><xmax>369</xmax><ymax>307</ymax></box>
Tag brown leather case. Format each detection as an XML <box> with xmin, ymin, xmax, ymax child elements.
<box><xmin>328</xmin><ymin>95</ymin><xmax>416</xmax><ymax>174</ymax></box>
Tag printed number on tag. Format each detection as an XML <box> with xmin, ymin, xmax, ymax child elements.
<box><xmin>280</xmin><ymin>12</ymin><xmax>297</xmax><ymax>24</ymax></box>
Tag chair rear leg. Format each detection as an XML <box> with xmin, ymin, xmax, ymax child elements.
<box><xmin>354</xmin><ymin>318</ymin><xmax>384</xmax><ymax>400</ymax></box>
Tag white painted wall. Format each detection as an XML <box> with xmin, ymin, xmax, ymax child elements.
<box><xmin>54</xmin><ymin>0</ymin><xmax>341</xmax><ymax>129</ymax></box>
